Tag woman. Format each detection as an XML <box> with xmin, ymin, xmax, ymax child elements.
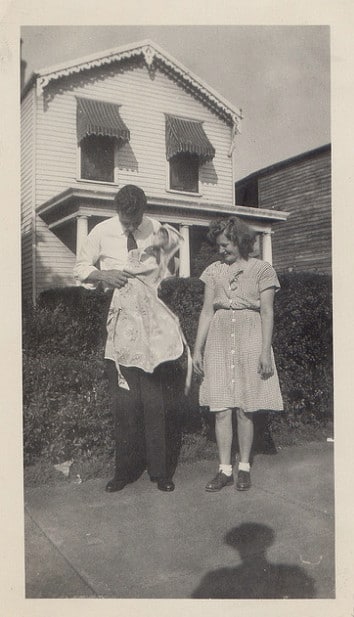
<box><xmin>193</xmin><ymin>217</ymin><xmax>283</xmax><ymax>492</ymax></box>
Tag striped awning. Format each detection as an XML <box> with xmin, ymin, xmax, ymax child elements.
<box><xmin>76</xmin><ymin>97</ymin><xmax>130</xmax><ymax>144</ymax></box>
<box><xmin>165</xmin><ymin>115</ymin><xmax>215</xmax><ymax>162</ymax></box>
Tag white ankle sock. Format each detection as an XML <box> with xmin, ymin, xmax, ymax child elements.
<box><xmin>219</xmin><ymin>464</ymin><xmax>233</xmax><ymax>476</ymax></box>
<box><xmin>238</xmin><ymin>462</ymin><xmax>250</xmax><ymax>472</ymax></box>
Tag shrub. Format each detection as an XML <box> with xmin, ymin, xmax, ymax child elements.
<box><xmin>23</xmin><ymin>272</ymin><xmax>333</xmax><ymax>465</ymax></box>
<box><xmin>23</xmin><ymin>352</ymin><xmax>113</xmax><ymax>465</ymax></box>
<box><xmin>24</xmin><ymin>287</ymin><xmax>112</xmax><ymax>357</ymax></box>
<box><xmin>158</xmin><ymin>277</ymin><xmax>204</xmax><ymax>348</ymax></box>
<box><xmin>273</xmin><ymin>272</ymin><xmax>333</xmax><ymax>421</ymax></box>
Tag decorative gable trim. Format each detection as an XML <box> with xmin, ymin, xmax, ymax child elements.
<box><xmin>35</xmin><ymin>39</ymin><xmax>242</xmax><ymax>131</ymax></box>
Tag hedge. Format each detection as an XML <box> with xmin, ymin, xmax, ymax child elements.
<box><xmin>23</xmin><ymin>272</ymin><xmax>333</xmax><ymax>465</ymax></box>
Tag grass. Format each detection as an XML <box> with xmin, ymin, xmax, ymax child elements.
<box><xmin>24</xmin><ymin>419</ymin><xmax>333</xmax><ymax>488</ymax></box>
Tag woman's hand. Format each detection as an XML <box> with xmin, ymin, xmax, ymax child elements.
<box><xmin>193</xmin><ymin>351</ymin><xmax>204</xmax><ymax>378</ymax></box>
<box><xmin>257</xmin><ymin>351</ymin><xmax>274</xmax><ymax>379</ymax></box>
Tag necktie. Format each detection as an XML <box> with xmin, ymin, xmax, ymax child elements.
<box><xmin>127</xmin><ymin>232</ymin><xmax>137</xmax><ymax>251</ymax></box>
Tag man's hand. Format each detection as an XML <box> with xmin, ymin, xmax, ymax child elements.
<box><xmin>100</xmin><ymin>270</ymin><xmax>131</xmax><ymax>288</ymax></box>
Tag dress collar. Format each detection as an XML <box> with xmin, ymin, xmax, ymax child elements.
<box><xmin>227</xmin><ymin>259</ymin><xmax>248</xmax><ymax>276</ymax></box>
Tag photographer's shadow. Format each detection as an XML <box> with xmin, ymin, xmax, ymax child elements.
<box><xmin>192</xmin><ymin>523</ymin><xmax>315</xmax><ymax>599</ymax></box>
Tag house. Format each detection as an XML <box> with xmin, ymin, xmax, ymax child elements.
<box><xmin>235</xmin><ymin>144</ymin><xmax>331</xmax><ymax>274</ymax></box>
<box><xmin>21</xmin><ymin>39</ymin><xmax>288</xmax><ymax>301</ymax></box>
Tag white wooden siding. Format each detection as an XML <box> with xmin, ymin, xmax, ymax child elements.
<box><xmin>21</xmin><ymin>88</ymin><xmax>35</xmax><ymax>299</ymax></box>
<box><xmin>35</xmin><ymin>63</ymin><xmax>233</xmax><ymax>209</ymax></box>
<box><xmin>35</xmin><ymin>216</ymin><xmax>77</xmax><ymax>295</ymax></box>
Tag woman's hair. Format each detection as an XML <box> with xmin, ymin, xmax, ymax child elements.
<box><xmin>207</xmin><ymin>216</ymin><xmax>256</xmax><ymax>259</ymax></box>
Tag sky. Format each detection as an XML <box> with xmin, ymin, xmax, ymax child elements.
<box><xmin>21</xmin><ymin>25</ymin><xmax>330</xmax><ymax>180</ymax></box>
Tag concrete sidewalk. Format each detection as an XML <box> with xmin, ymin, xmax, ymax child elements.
<box><xmin>24</xmin><ymin>442</ymin><xmax>335</xmax><ymax>599</ymax></box>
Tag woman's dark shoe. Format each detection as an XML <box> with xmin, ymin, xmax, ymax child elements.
<box><xmin>105</xmin><ymin>478</ymin><xmax>128</xmax><ymax>492</ymax></box>
<box><xmin>236</xmin><ymin>470</ymin><xmax>251</xmax><ymax>491</ymax></box>
<box><xmin>205</xmin><ymin>471</ymin><xmax>234</xmax><ymax>492</ymax></box>
<box><xmin>157</xmin><ymin>478</ymin><xmax>175</xmax><ymax>492</ymax></box>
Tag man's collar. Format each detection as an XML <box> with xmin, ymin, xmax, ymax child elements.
<box><xmin>117</xmin><ymin>215</ymin><xmax>145</xmax><ymax>236</ymax></box>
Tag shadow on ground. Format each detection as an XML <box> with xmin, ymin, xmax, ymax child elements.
<box><xmin>191</xmin><ymin>522</ymin><xmax>316</xmax><ymax>599</ymax></box>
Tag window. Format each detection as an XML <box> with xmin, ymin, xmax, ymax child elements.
<box><xmin>76</xmin><ymin>97</ymin><xmax>130</xmax><ymax>184</ymax></box>
<box><xmin>169</xmin><ymin>153</ymin><xmax>199</xmax><ymax>193</ymax></box>
<box><xmin>80</xmin><ymin>134</ymin><xmax>115</xmax><ymax>183</ymax></box>
<box><xmin>165</xmin><ymin>114</ymin><xmax>215</xmax><ymax>194</ymax></box>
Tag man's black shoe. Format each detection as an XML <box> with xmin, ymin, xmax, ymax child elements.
<box><xmin>157</xmin><ymin>478</ymin><xmax>175</xmax><ymax>492</ymax></box>
<box><xmin>105</xmin><ymin>478</ymin><xmax>128</xmax><ymax>492</ymax></box>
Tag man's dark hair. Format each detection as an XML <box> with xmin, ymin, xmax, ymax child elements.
<box><xmin>114</xmin><ymin>184</ymin><xmax>147</xmax><ymax>217</ymax></box>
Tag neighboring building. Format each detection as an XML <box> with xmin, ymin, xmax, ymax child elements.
<box><xmin>21</xmin><ymin>39</ymin><xmax>288</xmax><ymax>301</ymax></box>
<box><xmin>235</xmin><ymin>144</ymin><xmax>331</xmax><ymax>274</ymax></box>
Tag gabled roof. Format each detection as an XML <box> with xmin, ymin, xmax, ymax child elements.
<box><xmin>235</xmin><ymin>143</ymin><xmax>331</xmax><ymax>186</ymax></box>
<box><xmin>26</xmin><ymin>39</ymin><xmax>242</xmax><ymax>128</ymax></box>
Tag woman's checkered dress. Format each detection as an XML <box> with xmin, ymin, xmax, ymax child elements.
<box><xmin>199</xmin><ymin>258</ymin><xmax>284</xmax><ymax>413</ymax></box>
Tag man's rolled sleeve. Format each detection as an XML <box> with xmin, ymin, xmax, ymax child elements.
<box><xmin>73</xmin><ymin>227</ymin><xmax>101</xmax><ymax>286</ymax></box>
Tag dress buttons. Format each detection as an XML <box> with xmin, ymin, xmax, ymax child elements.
<box><xmin>231</xmin><ymin>350</ymin><xmax>235</xmax><ymax>354</ymax></box>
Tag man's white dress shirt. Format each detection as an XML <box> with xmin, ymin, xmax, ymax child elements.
<box><xmin>74</xmin><ymin>214</ymin><xmax>161</xmax><ymax>362</ymax></box>
<box><xmin>74</xmin><ymin>214</ymin><xmax>161</xmax><ymax>283</ymax></box>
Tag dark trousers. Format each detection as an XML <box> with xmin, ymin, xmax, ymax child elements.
<box><xmin>105</xmin><ymin>360</ymin><xmax>183</xmax><ymax>482</ymax></box>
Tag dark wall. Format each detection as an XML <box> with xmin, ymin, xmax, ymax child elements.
<box><xmin>236</xmin><ymin>147</ymin><xmax>332</xmax><ymax>274</ymax></box>
<box><xmin>260</xmin><ymin>149</ymin><xmax>331</xmax><ymax>273</ymax></box>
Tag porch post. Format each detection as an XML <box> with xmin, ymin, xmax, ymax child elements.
<box><xmin>262</xmin><ymin>229</ymin><xmax>273</xmax><ymax>265</ymax></box>
<box><xmin>179</xmin><ymin>224</ymin><xmax>191</xmax><ymax>277</ymax></box>
<box><xmin>76</xmin><ymin>215</ymin><xmax>88</xmax><ymax>256</ymax></box>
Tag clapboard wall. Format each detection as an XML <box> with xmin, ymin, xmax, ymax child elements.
<box><xmin>35</xmin><ymin>61</ymin><xmax>233</xmax><ymax>208</ymax></box>
<box><xmin>21</xmin><ymin>88</ymin><xmax>35</xmax><ymax>300</ymax></box>
<box><xmin>23</xmin><ymin>58</ymin><xmax>234</xmax><ymax>295</ymax></box>
<box><xmin>236</xmin><ymin>145</ymin><xmax>331</xmax><ymax>274</ymax></box>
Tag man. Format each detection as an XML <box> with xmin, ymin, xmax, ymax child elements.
<box><xmin>74</xmin><ymin>184</ymin><xmax>178</xmax><ymax>492</ymax></box>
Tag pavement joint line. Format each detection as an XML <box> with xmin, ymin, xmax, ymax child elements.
<box><xmin>100</xmin><ymin>538</ymin><xmax>332</xmax><ymax>596</ymax></box>
<box><xmin>25</xmin><ymin>480</ymin><xmax>334</xmax><ymax>520</ymax></box>
<box><xmin>25</xmin><ymin>507</ymin><xmax>100</xmax><ymax>598</ymax></box>
<box><xmin>247</xmin><ymin>484</ymin><xmax>334</xmax><ymax>519</ymax></box>
<box><xmin>136</xmin><ymin>544</ymin><xmax>322</xmax><ymax>591</ymax></box>
<box><xmin>120</xmin><ymin>568</ymin><xmax>199</xmax><ymax>592</ymax></box>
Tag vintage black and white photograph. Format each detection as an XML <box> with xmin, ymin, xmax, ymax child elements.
<box><xmin>19</xmin><ymin>23</ymin><xmax>335</xmax><ymax>601</ymax></box>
